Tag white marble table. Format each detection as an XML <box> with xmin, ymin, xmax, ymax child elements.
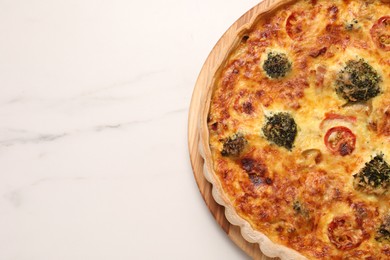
<box><xmin>0</xmin><ymin>0</ymin><xmax>259</xmax><ymax>259</ymax></box>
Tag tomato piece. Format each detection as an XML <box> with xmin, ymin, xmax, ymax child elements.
<box><xmin>320</xmin><ymin>113</ymin><xmax>357</xmax><ymax>128</ymax></box>
<box><xmin>328</xmin><ymin>216</ymin><xmax>365</xmax><ymax>250</ymax></box>
<box><xmin>370</xmin><ymin>16</ymin><xmax>390</xmax><ymax>51</ymax></box>
<box><xmin>324</xmin><ymin>126</ymin><xmax>356</xmax><ymax>156</ymax></box>
<box><xmin>324</xmin><ymin>113</ymin><xmax>357</xmax><ymax>122</ymax></box>
<box><xmin>286</xmin><ymin>11</ymin><xmax>307</xmax><ymax>40</ymax></box>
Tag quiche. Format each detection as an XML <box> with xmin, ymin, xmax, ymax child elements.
<box><xmin>200</xmin><ymin>0</ymin><xmax>390</xmax><ymax>259</ymax></box>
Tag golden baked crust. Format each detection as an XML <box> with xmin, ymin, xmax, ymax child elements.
<box><xmin>206</xmin><ymin>0</ymin><xmax>390</xmax><ymax>258</ymax></box>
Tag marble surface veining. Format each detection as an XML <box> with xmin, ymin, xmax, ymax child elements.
<box><xmin>0</xmin><ymin>0</ymin><xmax>258</xmax><ymax>259</ymax></box>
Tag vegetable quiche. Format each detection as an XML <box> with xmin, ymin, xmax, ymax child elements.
<box><xmin>201</xmin><ymin>0</ymin><xmax>390</xmax><ymax>258</ymax></box>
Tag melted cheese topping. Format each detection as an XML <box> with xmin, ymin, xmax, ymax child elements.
<box><xmin>208</xmin><ymin>0</ymin><xmax>390</xmax><ymax>258</ymax></box>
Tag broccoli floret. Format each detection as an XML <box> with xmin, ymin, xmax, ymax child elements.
<box><xmin>376</xmin><ymin>215</ymin><xmax>390</xmax><ymax>242</ymax></box>
<box><xmin>221</xmin><ymin>133</ymin><xmax>247</xmax><ymax>157</ymax></box>
<box><xmin>353</xmin><ymin>154</ymin><xmax>390</xmax><ymax>195</ymax></box>
<box><xmin>262</xmin><ymin>112</ymin><xmax>297</xmax><ymax>150</ymax></box>
<box><xmin>293</xmin><ymin>201</ymin><xmax>309</xmax><ymax>217</ymax></box>
<box><xmin>336</xmin><ymin>59</ymin><xmax>381</xmax><ymax>102</ymax></box>
<box><xmin>263</xmin><ymin>52</ymin><xmax>292</xmax><ymax>79</ymax></box>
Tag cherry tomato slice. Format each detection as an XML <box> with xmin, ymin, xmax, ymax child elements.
<box><xmin>324</xmin><ymin>113</ymin><xmax>357</xmax><ymax>122</ymax></box>
<box><xmin>328</xmin><ymin>216</ymin><xmax>364</xmax><ymax>250</ymax></box>
<box><xmin>286</xmin><ymin>11</ymin><xmax>307</xmax><ymax>40</ymax></box>
<box><xmin>370</xmin><ymin>16</ymin><xmax>390</xmax><ymax>51</ymax></box>
<box><xmin>319</xmin><ymin>113</ymin><xmax>357</xmax><ymax>129</ymax></box>
<box><xmin>324</xmin><ymin>126</ymin><xmax>356</xmax><ymax>156</ymax></box>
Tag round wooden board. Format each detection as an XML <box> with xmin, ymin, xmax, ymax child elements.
<box><xmin>188</xmin><ymin>0</ymin><xmax>285</xmax><ymax>259</ymax></box>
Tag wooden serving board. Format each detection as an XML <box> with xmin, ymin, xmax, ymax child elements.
<box><xmin>188</xmin><ymin>0</ymin><xmax>285</xmax><ymax>259</ymax></box>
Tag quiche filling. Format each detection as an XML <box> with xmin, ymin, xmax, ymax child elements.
<box><xmin>207</xmin><ymin>0</ymin><xmax>390</xmax><ymax>258</ymax></box>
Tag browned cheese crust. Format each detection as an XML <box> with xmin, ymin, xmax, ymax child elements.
<box><xmin>207</xmin><ymin>0</ymin><xmax>390</xmax><ymax>258</ymax></box>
